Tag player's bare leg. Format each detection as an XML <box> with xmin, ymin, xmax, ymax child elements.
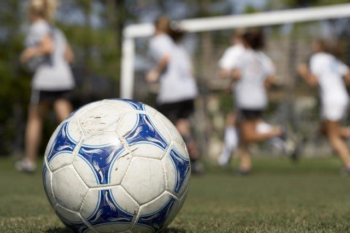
<box><xmin>176</xmin><ymin>118</ymin><xmax>202</xmax><ymax>174</ymax></box>
<box><xmin>240</xmin><ymin>120</ymin><xmax>282</xmax><ymax>143</ymax></box>
<box><xmin>16</xmin><ymin>104</ymin><xmax>46</xmax><ymax>172</ymax></box>
<box><xmin>54</xmin><ymin>99</ymin><xmax>73</xmax><ymax>122</ymax></box>
<box><xmin>340</xmin><ymin>126</ymin><xmax>350</xmax><ymax>139</ymax></box>
<box><xmin>238</xmin><ymin>143</ymin><xmax>251</xmax><ymax>174</ymax></box>
<box><xmin>325</xmin><ymin>120</ymin><xmax>350</xmax><ymax>171</ymax></box>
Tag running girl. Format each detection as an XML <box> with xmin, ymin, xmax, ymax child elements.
<box><xmin>232</xmin><ymin>30</ymin><xmax>292</xmax><ymax>174</ymax></box>
<box><xmin>16</xmin><ymin>0</ymin><xmax>75</xmax><ymax>172</ymax></box>
<box><xmin>298</xmin><ymin>39</ymin><xmax>350</xmax><ymax>175</ymax></box>
<box><xmin>147</xmin><ymin>16</ymin><xmax>201</xmax><ymax>174</ymax></box>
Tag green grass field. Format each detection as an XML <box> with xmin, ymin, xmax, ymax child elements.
<box><xmin>0</xmin><ymin>157</ymin><xmax>349</xmax><ymax>233</ymax></box>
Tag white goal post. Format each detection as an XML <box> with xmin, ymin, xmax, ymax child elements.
<box><xmin>121</xmin><ymin>3</ymin><xmax>350</xmax><ymax>99</ymax></box>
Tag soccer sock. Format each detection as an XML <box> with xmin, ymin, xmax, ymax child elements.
<box><xmin>256</xmin><ymin>122</ymin><xmax>286</xmax><ymax>153</ymax></box>
<box><xmin>346</xmin><ymin>163</ymin><xmax>350</xmax><ymax>171</ymax></box>
<box><xmin>218</xmin><ymin>126</ymin><xmax>238</xmax><ymax>166</ymax></box>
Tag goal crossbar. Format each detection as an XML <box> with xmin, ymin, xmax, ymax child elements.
<box><xmin>121</xmin><ymin>3</ymin><xmax>350</xmax><ymax>99</ymax></box>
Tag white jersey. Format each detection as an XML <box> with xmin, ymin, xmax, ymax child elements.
<box><xmin>218</xmin><ymin>44</ymin><xmax>245</xmax><ymax>70</ymax></box>
<box><xmin>149</xmin><ymin>34</ymin><xmax>198</xmax><ymax>104</ymax></box>
<box><xmin>310</xmin><ymin>52</ymin><xmax>349</xmax><ymax>105</ymax></box>
<box><xmin>233</xmin><ymin>49</ymin><xmax>275</xmax><ymax>110</ymax></box>
<box><xmin>25</xmin><ymin>20</ymin><xmax>75</xmax><ymax>91</ymax></box>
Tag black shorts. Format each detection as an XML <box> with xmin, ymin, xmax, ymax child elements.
<box><xmin>30</xmin><ymin>89</ymin><xmax>71</xmax><ymax>105</ymax></box>
<box><xmin>238</xmin><ymin>109</ymin><xmax>263</xmax><ymax>121</ymax></box>
<box><xmin>157</xmin><ymin>99</ymin><xmax>195</xmax><ymax>123</ymax></box>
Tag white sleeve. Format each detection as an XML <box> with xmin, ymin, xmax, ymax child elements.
<box><xmin>149</xmin><ymin>36</ymin><xmax>173</xmax><ymax>62</ymax></box>
<box><xmin>310</xmin><ymin>56</ymin><xmax>321</xmax><ymax>77</ymax></box>
<box><xmin>33</xmin><ymin>22</ymin><xmax>51</xmax><ymax>41</ymax></box>
<box><xmin>218</xmin><ymin>48</ymin><xmax>234</xmax><ymax>69</ymax></box>
<box><xmin>337</xmin><ymin>60</ymin><xmax>349</xmax><ymax>76</ymax></box>
<box><xmin>262</xmin><ymin>54</ymin><xmax>276</xmax><ymax>77</ymax></box>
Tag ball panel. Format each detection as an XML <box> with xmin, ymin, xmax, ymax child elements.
<box><xmin>73</xmin><ymin>155</ymin><xmax>100</xmax><ymax>188</ymax></box>
<box><xmin>129</xmin><ymin>144</ymin><xmax>165</xmax><ymax>160</ymax></box>
<box><xmin>76</xmin><ymin>137</ymin><xmax>127</xmax><ymax>187</ymax></box>
<box><xmin>43</xmin><ymin>162</ymin><xmax>56</xmax><ymax>207</ymax></box>
<box><xmin>144</xmin><ymin>104</ymin><xmax>157</xmax><ymax>116</ymax></box>
<box><xmin>155</xmin><ymin>112</ymin><xmax>184</xmax><ymax>145</ymax></box>
<box><xmin>56</xmin><ymin>203</ymin><xmax>84</xmax><ymax>223</ymax></box>
<box><xmin>46</xmin><ymin>121</ymin><xmax>78</xmax><ymax>165</ymax></box>
<box><xmin>79</xmin><ymin>104</ymin><xmax>125</xmax><ymax>135</ymax></box>
<box><xmin>109</xmin><ymin>153</ymin><xmax>133</xmax><ymax>186</ymax></box>
<box><xmin>55</xmin><ymin>204</ymin><xmax>90</xmax><ymax>233</ymax></box>
<box><xmin>67</xmin><ymin>117</ymin><xmax>82</xmax><ymax>143</ymax></box>
<box><xmin>44</xmin><ymin>121</ymin><xmax>64</xmax><ymax>160</ymax></box>
<box><xmin>162</xmin><ymin>153</ymin><xmax>176</xmax><ymax>193</ymax></box>
<box><xmin>104</xmin><ymin>99</ymin><xmax>144</xmax><ymax>111</ymax></box>
<box><xmin>166</xmin><ymin>142</ymin><xmax>191</xmax><ymax>196</ymax></box>
<box><xmin>119</xmin><ymin>113</ymin><xmax>169</xmax><ymax>151</ymax></box>
<box><xmin>82</xmin><ymin>189</ymin><xmax>135</xmax><ymax>232</ymax></box>
<box><xmin>135</xmin><ymin>193</ymin><xmax>177</xmax><ymax>232</ymax></box>
<box><xmin>110</xmin><ymin>186</ymin><xmax>139</xmax><ymax>216</ymax></box>
<box><xmin>69</xmin><ymin>100</ymin><xmax>103</xmax><ymax>120</ymax></box>
<box><xmin>163</xmin><ymin>189</ymin><xmax>189</xmax><ymax>228</ymax></box>
<box><xmin>49</xmin><ymin>152</ymin><xmax>74</xmax><ymax>172</ymax></box>
<box><xmin>122</xmin><ymin>158</ymin><xmax>165</xmax><ymax>205</ymax></box>
<box><xmin>80</xmin><ymin>189</ymin><xmax>101</xmax><ymax>220</ymax></box>
<box><xmin>116</xmin><ymin>112</ymin><xmax>138</xmax><ymax>138</ymax></box>
<box><xmin>52</xmin><ymin>165</ymin><xmax>88</xmax><ymax>211</ymax></box>
<box><xmin>82</xmin><ymin>132</ymin><xmax>122</xmax><ymax>147</ymax></box>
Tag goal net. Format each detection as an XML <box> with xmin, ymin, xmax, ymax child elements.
<box><xmin>121</xmin><ymin>4</ymin><xmax>350</xmax><ymax>158</ymax></box>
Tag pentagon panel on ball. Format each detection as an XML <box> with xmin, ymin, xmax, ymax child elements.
<box><xmin>43</xmin><ymin>99</ymin><xmax>191</xmax><ymax>233</ymax></box>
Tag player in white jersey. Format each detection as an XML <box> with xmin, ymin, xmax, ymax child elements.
<box><xmin>147</xmin><ymin>17</ymin><xmax>201</xmax><ymax>173</ymax></box>
<box><xmin>217</xmin><ymin>31</ymin><xmax>245</xmax><ymax>167</ymax></box>
<box><xmin>16</xmin><ymin>0</ymin><xmax>75</xmax><ymax>173</ymax></box>
<box><xmin>298</xmin><ymin>39</ymin><xmax>350</xmax><ymax>174</ymax></box>
<box><xmin>232</xmin><ymin>30</ymin><xmax>293</xmax><ymax>174</ymax></box>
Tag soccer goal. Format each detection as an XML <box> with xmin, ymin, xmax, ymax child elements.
<box><xmin>121</xmin><ymin>4</ymin><xmax>350</xmax><ymax>157</ymax></box>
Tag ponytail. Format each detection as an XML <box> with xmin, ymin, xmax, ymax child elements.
<box><xmin>29</xmin><ymin>0</ymin><xmax>57</xmax><ymax>24</ymax></box>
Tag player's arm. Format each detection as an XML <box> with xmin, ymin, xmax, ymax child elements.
<box><xmin>20</xmin><ymin>34</ymin><xmax>54</xmax><ymax>64</ymax></box>
<box><xmin>64</xmin><ymin>43</ymin><xmax>74</xmax><ymax>64</ymax></box>
<box><xmin>343</xmin><ymin>71</ymin><xmax>350</xmax><ymax>86</ymax></box>
<box><xmin>231</xmin><ymin>68</ymin><xmax>241</xmax><ymax>81</ymax></box>
<box><xmin>147</xmin><ymin>55</ymin><xmax>170</xmax><ymax>83</ymax></box>
<box><xmin>297</xmin><ymin>63</ymin><xmax>318</xmax><ymax>87</ymax></box>
<box><xmin>338</xmin><ymin>61</ymin><xmax>350</xmax><ymax>85</ymax></box>
<box><xmin>264</xmin><ymin>75</ymin><xmax>277</xmax><ymax>90</ymax></box>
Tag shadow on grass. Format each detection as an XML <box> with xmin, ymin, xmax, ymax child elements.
<box><xmin>162</xmin><ymin>228</ymin><xmax>186</xmax><ymax>233</ymax></box>
<box><xmin>45</xmin><ymin>227</ymin><xmax>72</xmax><ymax>233</ymax></box>
<box><xmin>44</xmin><ymin>227</ymin><xmax>186</xmax><ymax>233</ymax></box>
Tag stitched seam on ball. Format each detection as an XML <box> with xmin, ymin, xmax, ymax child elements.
<box><xmin>120</xmin><ymin>185</ymin><xmax>140</xmax><ymax>206</ymax></box>
<box><xmin>79</xmin><ymin>212</ymin><xmax>98</xmax><ymax>233</ymax></box>
<box><xmin>78</xmin><ymin>190</ymin><xmax>90</xmax><ymax>213</ymax></box>
<box><xmin>162</xmin><ymin>158</ymin><xmax>168</xmax><ymax>191</ymax></box>
<box><xmin>165</xmin><ymin>190</ymin><xmax>180</xmax><ymax>200</ymax></box>
<box><xmin>116</xmin><ymin>113</ymin><xmax>135</xmax><ymax>184</ymax></box>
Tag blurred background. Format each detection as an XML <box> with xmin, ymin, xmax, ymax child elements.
<box><xmin>1</xmin><ymin>0</ymin><xmax>350</xmax><ymax>160</ymax></box>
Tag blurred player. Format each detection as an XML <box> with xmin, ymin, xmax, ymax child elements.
<box><xmin>298</xmin><ymin>39</ymin><xmax>350</xmax><ymax>175</ymax></box>
<box><xmin>217</xmin><ymin>31</ymin><xmax>245</xmax><ymax>167</ymax></box>
<box><xmin>232</xmin><ymin>30</ymin><xmax>294</xmax><ymax>174</ymax></box>
<box><xmin>16</xmin><ymin>0</ymin><xmax>75</xmax><ymax>173</ymax></box>
<box><xmin>147</xmin><ymin>16</ymin><xmax>201</xmax><ymax>174</ymax></box>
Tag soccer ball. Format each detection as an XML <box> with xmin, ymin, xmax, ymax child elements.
<box><xmin>42</xmin><ymin>99</ymin><xmax>191</xmax><ymax>232</ymax></box>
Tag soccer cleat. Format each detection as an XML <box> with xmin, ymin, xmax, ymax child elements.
<box><xmin>237</xmin><ymin>169</ymin><xmax>251</xmax><ymax>176</ymax></box>
<box><xmin>340</xmin><ymin>167</ymin><xmax>350</xmax><ymax>177</ymax></box>
<box><xmin>15</xmin><ymin>159</ymin><xmax>36</xmax><ymax>173</ymax></box>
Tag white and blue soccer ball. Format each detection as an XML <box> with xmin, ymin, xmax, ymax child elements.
<box><xmin>43</xmin><ymin>99</ymin><xmax>191</xmax><ymax>233</ymax></box>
